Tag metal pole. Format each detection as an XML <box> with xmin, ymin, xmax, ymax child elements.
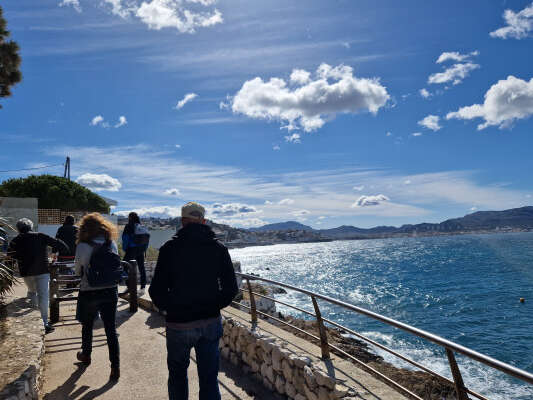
<box><xmin>311</xmin><ymin>295</ymin><xmax>330</xmax><ymax>359</ymax></box>
<box><xmin>246</xmin><ymin>279</ymin><xmax>257</xmax><ymax>326</ymax></box>
<box><xmin>49</xmin><ymin>264</ymin><xmax>60</xmax><ymax>323</ymax></box>
<box><xmin>127</xmin><ymin>260</ymin><xmax>138</xmax><ymax>313</ymax></box>
<box><xmin>446</xmin><ymin>348</ymin><xmax>470</xmax><ymax>400</ymax></box>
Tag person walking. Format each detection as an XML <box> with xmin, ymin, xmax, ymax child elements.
<box><xmin>121</xmin><ymin>212</ymin><xmax>149</xmax><ymax>293</ymax></box>
<box><xmin>7</xmin><ymin>218</ymin><xmax>68</xmax><ymax>333</ymax></box>
<box><xmin>74</xmin><ymin>213</ymin><xmax>122</xmax><ymax>381</ymax></box>
<box><xmin>55</xmin><ymin>215</ymin><xmax>78</xmax><ymax>262</ymax></box>
<box><xmin>149</xmin><ymin>202</ymin><xmax>238</xmax><ymax>400</ymax></box>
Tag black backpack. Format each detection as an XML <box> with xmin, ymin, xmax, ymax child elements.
<box><xmin>87</xmin><ymin>241</ymin><xmax>123</xmax><ymax>287</ymax></box>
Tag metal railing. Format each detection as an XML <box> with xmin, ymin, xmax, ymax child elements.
<box><xmin>233</xmin><ymin>272</ymin><xmax>533</xmax><ymax>400</ymax></box>
<box><xmin>49</xmin><ymin>260</ymin><xmax>138</xmax><ymax>323</ymax></box>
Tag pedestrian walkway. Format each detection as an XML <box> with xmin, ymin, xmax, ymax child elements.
<box><xmin>41</xmin><ymin>299</ymin><xmax>281</xmax><ymax>399</ymax></box>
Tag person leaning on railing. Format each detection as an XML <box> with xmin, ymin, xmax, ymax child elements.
<box><xmin>7</xmin><ymin>218</ymin><xmax>68</xmax><ymax>333</ymax></box>
<box><xmin>149</xmin><ymin>202</ymin><xmax>238</xmax><ymax>400</ymax></box>
<box><xmin>74</xmin><ymin>213</ymin><xmax>121</xmax><ymax>381</ymax></box>
<box><xmin>55</xmin><ymin>215</ymin><xmax>78</xmax><ymax>262</ymax></box>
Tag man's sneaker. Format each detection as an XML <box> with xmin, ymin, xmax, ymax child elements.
<box><xmin>109</xmin><ymin>367</ymin><xmax>120</xmax><ymax>381</ymax></box>
<box><xmin>76</xmin><ymin>351</ymin><xmax>91</xmax><ymax>365</ymax></box>
<box><xmin>45</xmin><ymin>323</ymin><xmax>55</xmax><ymax>334</ymax></box>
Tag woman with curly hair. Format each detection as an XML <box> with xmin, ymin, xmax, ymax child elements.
<box><xmin>74</xmin><ymin>213</ymin><xmax>121</xmax><ymax>381</ymax></box>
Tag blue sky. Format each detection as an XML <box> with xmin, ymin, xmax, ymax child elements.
<box><xmin>1</xmin><ymin>0</ymin><xmax>533</xmax><ymax>228</ymax></box>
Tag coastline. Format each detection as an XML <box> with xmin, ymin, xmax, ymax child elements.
<box><xmin>226</xmin><ymin>228</ymin><xmax>533</xmax><ymax>249</ymax></box>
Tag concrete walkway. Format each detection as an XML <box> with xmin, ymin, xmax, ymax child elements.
<box><xmin>41</xmin><ymin>298</ymin><xmax>280</xmax><ymax>400</ymax></box>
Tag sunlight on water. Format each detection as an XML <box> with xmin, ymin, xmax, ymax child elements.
<box><xmin>230</xmin><ymin>233</ymin><xmax>533</xmax><ymax>400</ymax></box>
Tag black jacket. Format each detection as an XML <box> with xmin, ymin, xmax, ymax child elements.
<box><xmin>56</xmin><ymin>224</ymin><xmax>78</xmax><ymax>257</ymax></box>
<box><xmin>149</xmin><ymin>223</ymin><xmax>238</xmax><ymax>323</ymax></box>
<box><xmin>8</xmin><ymin>232</ymin><xmax>68</xmax><ymax>277</ymax></box>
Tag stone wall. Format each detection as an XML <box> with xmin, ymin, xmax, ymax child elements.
<box><xmin>0</xmin><ymin>294</ymin><xmax>45</xmax><ymax>400</ymax></box>
<box><xmin>220</xmin><ymin>316</ymin><xmax>359</xmax><ymax>400</ymax></box>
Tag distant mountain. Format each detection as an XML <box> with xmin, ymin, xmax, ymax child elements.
<box><xmin>249</xmin><ymin>206</ymin><xmax>533</xmax><ymax>239</ymax></box>
<box><xmin>249</xmin><ymin>221</ymin><xmax>314</xmax><ymax>232</ymax></box>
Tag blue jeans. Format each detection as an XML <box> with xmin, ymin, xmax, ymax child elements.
<box><xmin>24</xmin><ymin>274</ymin><xmax>49</xmax><ymax>326</ymax></box>
<box><xmin>166</xmin><ymin>319</ymin><xmax>223</xmax><ymax>400</ymax></box>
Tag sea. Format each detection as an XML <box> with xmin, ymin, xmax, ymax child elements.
<box><xmin>229</xmin><ymin>232</ymin><xmax>533</xmax><ymax>400</ymax></box>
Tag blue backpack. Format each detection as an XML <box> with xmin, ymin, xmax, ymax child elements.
<box><xmin>87</xmin><ymin>241</ymin><xmax>123</xmax><ymax>287</ymax></box>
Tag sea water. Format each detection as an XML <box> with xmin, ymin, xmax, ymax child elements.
<box><xmin>230</xmin><ymin>232</ymin><xmax>533</xmax><ymax>399</ymax></box>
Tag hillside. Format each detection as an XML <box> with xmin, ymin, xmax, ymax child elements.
<box><xmin>251</xmin><ymin>206</ymin><xmax>533</xmax><ymax>239</ymax></box>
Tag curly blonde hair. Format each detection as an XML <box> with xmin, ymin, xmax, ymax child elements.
<box><xmin>77</xmin><ymin>213</ymin><xmax>118</xmax><ymax>244</ymax></box>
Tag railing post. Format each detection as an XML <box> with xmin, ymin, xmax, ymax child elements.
<box><xmin>127</xmin><ymin>260</ymin><xmax>138</xmax><ymax>313</ymax></box>
<box><xmin>446</xmin><ymin>348</ymin><xmax>469</xmax><ymax>400</ymax></box>
<box><xmin>49</xmin><ymin>264</ymin><xmax>60</xmax><ymax>323</ymax></box>
<box><xmin>311</xmin><ymin>295</ymin><xmax>330</xmax><ymax>360</ymax></box>
<box><xmin>246</xmin><ymin>278</ymin><xmax>257</xmax><ymax>326</ymax></box>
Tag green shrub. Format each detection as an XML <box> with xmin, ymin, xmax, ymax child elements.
<box><xmin>0</xmin><ymin>174</ymin><xmax>110</xmax><ymax>212</ymax></box>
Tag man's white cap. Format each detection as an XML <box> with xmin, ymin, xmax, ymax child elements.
<box><xmin>181</xmin><ymin>202</ymin><xmax>206</xmax><ymax>220</ymax></box>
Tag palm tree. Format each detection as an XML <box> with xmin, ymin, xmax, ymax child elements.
<box><xmin>0</xmin><ymin>217</ymin><xmax>17</xmax><ymax>298</ymax></box>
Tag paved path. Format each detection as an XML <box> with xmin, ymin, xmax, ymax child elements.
<box><xmin>41</xmin><ymin>299</ymin><xmax>279</xmax><ymax>400</ymax></box>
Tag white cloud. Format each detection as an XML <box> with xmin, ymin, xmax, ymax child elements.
<box><xmin>76</xmin><ymin>173</ymin><xmax>122</xmax><ymax>191</ymax></box>
<box><xmin>116</xmin><ymin>206</ymin><xmax>181</xmax><ymax>218</ymax></box>
<box><xmin>284</xmin><ymin>133</ymin><xmax>301</xmax><ymax>143</ymax></box>
<box><xmin>209</xmin><ymin>203</ymin><xmax>258</xmax><ymax>217</ymax></box>
<box><xmin>490</xmin><ymin>2</ymin><xmax>533</xmax><ymax>39</ymax></box>
<box><xmin>59</xmin><ymin>0</ymin><xmax>81</xmax><ymax>12</ymax></box>
<box><xmin>264</xmin><ymin>200</ymin><xmax>273</xmax><ymax>205</ymax></box>
<box><xmin>418</xmin><ymin>115</ymin><xmax>442</xmax><ymax>131</ymax></box>
<box><xmin>428</xmin><ymin>62</ymin><xmax>480</xmax><ymax>85</ymax></box>
<box><xmin>412</xmin><ymin>132</ymin><xmax>422</xmax><ymax>137</ymax></box>
<box><xmin>385</xmin><ymin>131</ymin><xmax>392</xmax><ymax>137</ymax></box>
<box><xmin>290</xmin><ymin>69</ymin><xmax>311</xmax><ymax>85</ymax></box>
<box><xmin>352</xmin><ymin>194</ymin><xmax>390</xmax><ymax>208</ymax></box>
<box><xmin>230</xmin><ymin>63</ymin><xmax>390</xmax><ymax>133</ymax></box>
<box><xmin>470</xmin><ymin>207</ymin><xmax>478</xmax><ymax>211</ymax></box>
<box><xmin>175</xmin><ymin>144</ymin><xmax>181</xmax><ymax>149</ymax></box>
<box><xmin>436</xmin><ymin>51</ymin><xmax>478</xmax><ymax>64</ymax></box>
<box><xmin>404</xmin><ymin>179</ymin><xmax>411</xmax><ymax>185</ymax></box>
<box><xmin>90</xmin><ymin>115</ymin><xmax>104</xmax><ymax>126</ymax></box>
<box><xmin>136</xmin><ymin>0</ymin><xmax>222</xmax><ymax>33</ymax></box>
<box><xmin>353</xmin><ymin>185</ymin><xmax>364</xmax><ymax>191</ymax></box>
<box><xmin>278</xmin><ymin>198</ymin><xmax>295</xmax><ymax>205</ymax></box>
<box><xmin>102</xmin><ymin>0</ymin><xmax>133</xmax><ymax>17</ymax></box>
<box><xmin>176</xmin><ymin>93</ymin><xmax>198</xmax><ymax>109</ymax></box>
<box><xmin>273</xmin><ymin>145</ymin><xmax>280</xmax><ymax>151</ymax></box>
<box><xmin>446</xmin><ymin>76</ymin><xmax>533</xmax><ymax>130</ymax></box>
<box><xmin>164</xmin><ymin>188</ymin><xmax>181</xmax><ymax>196</ymax></box>
<box><xmin>419</xmin><ymin>88</ymin><xmax>432</xmax><ymax>98</ymax></box>
<box><xmin>114</xmin><ymin>115</ymin><xmax>127</xmax><ymax>128</ymax></box>
<box><xmin>213</xmin><ymin>217</ymin><xmax>266</xmax><ymax>228</ymax></box>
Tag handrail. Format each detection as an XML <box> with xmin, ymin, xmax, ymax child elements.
<box><xmin>235</xmin><ymin>272</ymin><xmax>533</xmax><ymax>400</ymax></box>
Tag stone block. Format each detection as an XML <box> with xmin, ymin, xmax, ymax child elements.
<box><xmin>318</xmin><ymin>385</ymin><xmax>330</xmax><ymax>400</ymax></box>
<box><xmin>304</xmin><ymin>384</ymin><xmax>319</xmax><ymax>400</ymax></box>
<box><xmin>274</xmin><ymin>375</ymin><xmax>286</xmax><ymax>395</ymax></box>
<box><xmin>314</xmin><ymin>369</ymin><xmax>336</xmax><ymax>390</ymax></box>
<box><xmin>303</xmin><ymin>365</ymin><xmax>318</xmax><ymax>390</ymax></box>
<box><xmin>281</xmin><ymin>359</ymin><xmax>293</xmax><ymax>382</ymax></box>
<box><xmin>285</xmin><ymin>381</ymin><xmax>297</xmax><ymax>399</ymax></box>
<box><xmin>330</xmin><ymin>384</ymin><xmax>350</xmax><ymax>399</ymax></box>
<box><xmin>294</xmin><ymin>395</ymin><xmax>306</xmax><ymax>400</ymax></box>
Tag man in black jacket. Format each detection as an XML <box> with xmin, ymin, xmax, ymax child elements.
<box><xmin>55</xmin><ymin>215</ymin><xmax>78</xmax><ymax>261</ymax></box>
<box><xmin>149</xmin><ymin>202</ymin><xmax>238</xmax><ymax>400</ymax></box>
<box><xmin>8</xmin><ymin>218</ymin><xmax>68</xmax><ymax>333</ymax></box>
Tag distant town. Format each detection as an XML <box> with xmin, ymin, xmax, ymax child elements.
<box><xmin>118</xmin><ymin>206</ymin><xmax>533</xmax><ymax>248</ymax></box>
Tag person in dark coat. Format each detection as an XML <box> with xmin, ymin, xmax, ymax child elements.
<box><xmin>8</xmin><ymin>218</ymin><xmax>68</xmax><ymax>333</ymax></box>
<box><xmin>55</xmin><ymin>215</ymin><xmax>78</xmax><ymax>261</ymax></box>
<box><xmin>149</xmin><ymin>202</ymin><xmax>238</xmax><ymax>400</ymax></box>
<box><xmin>121</xmin><ymin>212</ymin><xmax>148</xmax><ymax>291</ymax></box>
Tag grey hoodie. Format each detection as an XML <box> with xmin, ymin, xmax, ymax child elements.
<box><xmin>74</xmin><ymin>236</ymin><xmax>119</xmax><ymax>291</ymax></box>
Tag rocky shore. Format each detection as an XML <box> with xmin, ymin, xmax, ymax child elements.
<box><xmin>248</xmin><ymin>283</ymin><xmax>456</xmax><ymax>400</ymax></box>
